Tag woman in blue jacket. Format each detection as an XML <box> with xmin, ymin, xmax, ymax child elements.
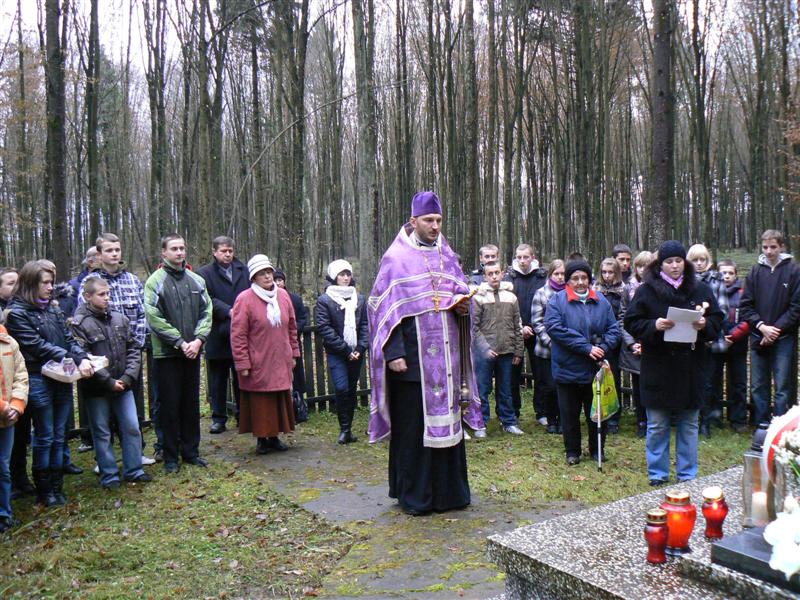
<box><xmin>315</xmin><ymin>260</ymin><xmax>369</xmax><ymax>444</ymax></box>
<box><xmin>545</xmin><ymin>260</ymin><xmax>620</xmax><ymax>465</ymax></box>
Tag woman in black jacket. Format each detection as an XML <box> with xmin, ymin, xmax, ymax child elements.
<box><xmin>624</xmin><ymin>241</ymin><xmax>724</xmax><ymax>487</ymax></box>
<box><xmin>5</xmin><ymin>261</ymin><xmax>93</xmax><ymax>506</ymax></box>
<box><xmin>315</xmin><ymin>260</ymin><xmax>369</xmax><ymax>444</ymax></box>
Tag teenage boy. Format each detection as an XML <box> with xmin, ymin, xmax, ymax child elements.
<box><xmin>740</xmin><ymin>230</ymin><xmax>800</xmax><ymax>424</ymax></box>
<box><xmin>709</xmin><ymin>259</ymin><xmax>750</xmax><ymax>433</ymax></box>
<box><xmin>144</xmin><ymin>234</ymin><xmax>212</xmax><ymax>473</ymax></box>
<box><xmin>72</xmin><ymin>278</ymin><xmax>151</xmax><ymax>488</ymax></box>
<box><xmin>503</xmin><ymin>244</ymin><xmax>547</xmax><ymax>423</ymax></box>
<box><xmin>0</xmin><ymin>268</ymin><xmax>18</xmax><ymax>310</ymax></box>
<box><xmin>612</xmin><ymin>244</ymin><xmax>633</xmax><ymax>284</ymax></box>
<box><xmin>198</xmin><ymin>236</ymin><xmax>249</xmax><ymax>434</ymax></box>
<box><xmin>80</xmin><ymin>233</ymin><xmax>154</xmax><ymax>465</ymax></box>
<box><xmin>472</xmin><ymin>262</ymin><xmax>524</xmax><ymax>436</ymax></box>
<box><xmin>469</xmin><ymin>244</ymin><xmax>499</xmax><ymax>286</ymax></box>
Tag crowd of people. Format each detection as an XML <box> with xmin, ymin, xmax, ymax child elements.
<box><xmin>0</xmin><ymin>195</ymin><xmax>798</xmax><ymax>528</ymax></box>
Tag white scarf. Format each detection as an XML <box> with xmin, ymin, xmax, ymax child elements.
<box><xmin>326</xmin><ymin>285</ymin><xmax>358</xmax><ymax>349</ymax></box>
<box><xmin>250</xmin><ymin>284</ymin><xmax>282</xmax><ymax>327</ymax></box>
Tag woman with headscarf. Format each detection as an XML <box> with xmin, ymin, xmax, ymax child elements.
<box><xmin>230</xmin><ymin>255</ymin><xmax>299</xmax><ymax>455</ymax></box>
<box><xmin>315</xmin><ymin>260</ymin><xmax>369</xmax><ymax>444</ymax></box>
<box><xmin>624</xmin><ymin>241</ymin><xmax>724</xmax><ymax>486</ymax></box>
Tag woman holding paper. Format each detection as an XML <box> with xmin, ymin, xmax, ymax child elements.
<box><xmin>624</xmin><ymin>241</ymin><xmax>723</xmax><ymax>487</ymax></box>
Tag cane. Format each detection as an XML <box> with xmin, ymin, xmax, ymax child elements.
<box><xmin>596</xmin><ymin>363</ymin><xmax>604</xmax><ymax>472</ymax></box>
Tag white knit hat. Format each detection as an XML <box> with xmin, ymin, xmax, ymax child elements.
<box><xmin>247</xmin><ymin>254</ymin><xmax>275</xmax><ymax>280</ymax></box>
<box><xmin>327</xmin><ymin>259</ymin><xmax>353</xmax><ymax>282</ymax></box>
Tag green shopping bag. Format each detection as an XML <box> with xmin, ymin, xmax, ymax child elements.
<box><xmin>591</xmin><ymin>361</ymin><xmax>619</xmax><ymax>423</ymax></box>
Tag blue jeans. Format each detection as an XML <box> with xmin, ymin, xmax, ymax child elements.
<box><xmin>750</xmin><ymin>335</ymin><xmax>796</xmax><ymax>425</ymax></box>
<box><xmin>86</xmin><ymin>390</ymin><xmax>144</xmax><ymax>486</ymax></box>
<box><xmin>28</xmin><ymin>374</ymin><xmax>73</xmax><ymax>471</ymax></box>
<box><xmin>646</xmin><ymin>408</ymin><xmax>699</xmax><ymax>482</ymax></box>
<box><xmin>475</xmin><ymin>353</ymin><xmax>517</xmax><ymax>427</ymax></box>
<box><xmin>0</xmin><ymin>425</ymin><xmax>14</xmax><ymax>518</ymax></box>
<box><xmin>327</xmin><ymin>353</ymin><xmax>363</xmax><ymax>396</ymax></box>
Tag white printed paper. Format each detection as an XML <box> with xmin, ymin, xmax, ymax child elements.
<box><xmin>663</xmin><ymin>306</ymin><xmax>702</xmax><ymax>344</ymax></box>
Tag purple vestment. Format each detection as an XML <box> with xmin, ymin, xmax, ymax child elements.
<box><xmin>368</xmin><ymin>224</ymin><xmax>484</xmax><ymax>447</ymax></box>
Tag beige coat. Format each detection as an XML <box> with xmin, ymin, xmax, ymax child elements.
<box><xmin>0</xmin><ymin>324</ymin><xmax>28</xmax><ymax>427</ymax></box>
<box><xmin>472</xmin><ymin>282</ymin><xmax>524</xmax><ymax>358</ymax></box>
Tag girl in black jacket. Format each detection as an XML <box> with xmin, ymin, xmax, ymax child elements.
<box><xmin>315</xmin><ymin>260</ymin><xmax>369</xmax><ymax>444</ymax></box>
<box><xmin>5</xmin><ymin>261</ymin><xmax>93</xmax><ymax>506</ymax></box>
<box><xmin>624</xmin><ymin>241</ymin><xmax>723</xmax><ymax>487</ymax></box>
<box><xmin>594</xmin><ymin>258</ymin><xmax>625</xmax><ymax>433</ymax></box>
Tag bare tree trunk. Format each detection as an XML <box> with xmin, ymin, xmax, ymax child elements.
<box><xmin>463</xmin><ymin>0</ymin><xmax>479</xmax><ymax>262</ymax></box>
<box><xmin>45</xmin><ymin>0</ymin><xmax>70</xmax><ymax>274</ymax></box>
<box><xmin>649</xmin><ymin>0</ymin><xmax>675</xmax><ymax>246</ymax></box>
<box><xmin>16</xmin><ymin>0</ymin><xmax>33</xmax><ymax>259</ymax></box>
<box><xmin>352</xmin><ymin>0</ymin><xmax>378</xmax><ymax>281</ymax></box>
<box><xmin>86</xmin><ymin>0</ymin><xmax>99</xmax><ymax>237</ymax></box>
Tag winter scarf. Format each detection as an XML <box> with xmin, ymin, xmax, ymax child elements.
<box><xmin>326</xmin><ymin>285</ymin><xmax>358</xmax><ymax>349</ymax></box>
<box><xmin>660</xmin><ymin>271</ymin><xmax>684</xmax><ymax>289</ymax></box>
<box><xmin>250</xmin><ymin>284</ymin><xmax>282</xmax><ymax>327</ymax></box>
<box><xmin>549</xmin><ymin>278</ymin><xmax>566</xmax><ymax>292</ymax></box>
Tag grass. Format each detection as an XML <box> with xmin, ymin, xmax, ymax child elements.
<box><xmin>1</xmin><ymin>443</ymin><xmax>356</xmax><ymax>600</ymax></box>
<box><xmin>302</xmin><ymin>390</ymin><xmax>751</xmax><ymax>510</ymax></box>
<box><xmin>2</xmin><ymin>387</ymin><xmax>752</xmax><ymax>598</ymax></box>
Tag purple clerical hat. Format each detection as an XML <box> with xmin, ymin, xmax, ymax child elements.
<box><xmin>411</xmin><ymin>191</ymin><xmax>442</xmax><ymax>217</ymax></box>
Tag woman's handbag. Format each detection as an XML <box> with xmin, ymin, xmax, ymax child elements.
<box><xmin>292</xmin><ymin>388</ymin><xmax>309</xmax><ymax>423</ymax></box>
<box><xmin>591</xmin><ymin>360</ymin><xmax>619</xmax><ymax>423</ymax></box>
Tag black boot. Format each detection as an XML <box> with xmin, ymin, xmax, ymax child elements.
<box><xmin>50</xmin><ymin>469</ymin><xmax>67</xmax><ymax>506</ymax></box>
<box><xmin>32</xmin><ymin>468</ymin><xmax>58</xmax><ymax>507</ymax></box>
<box><xmin>256</xmin><ymin>437</ymin><xmax>270</xmax><ymax>455</ymax></box>
<box><xmin>336</xmin><ymin>393</ymin><xmax>358</xmax><ymax>445</ymax></box>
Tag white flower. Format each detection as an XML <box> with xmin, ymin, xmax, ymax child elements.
<box><xmin>764</xmin><ymin>505</ymin><xmax>800</xmax><ymax>580</ymax></box>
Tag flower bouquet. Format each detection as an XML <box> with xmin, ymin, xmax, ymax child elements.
<box><xmin>763</xmin><ymin>406</ymin><xmax>800</xmax><ymax>581</ymax></box>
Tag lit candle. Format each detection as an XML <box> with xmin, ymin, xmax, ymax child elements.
<box><xmin>751</xmin><ymin>491</ymin><xmax>769</xmax><ymax>525</ymax></box>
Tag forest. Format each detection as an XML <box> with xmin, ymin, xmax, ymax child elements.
<box><xmin>0</xmin><ymin>0</ymin><xmax>798</xmax><ymax>289</ymax></box>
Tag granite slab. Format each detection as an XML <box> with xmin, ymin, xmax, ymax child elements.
<box><xmin>487</xmin><ymin>467</ymin><xmax>800</xmax><ymax>600</ymax></box>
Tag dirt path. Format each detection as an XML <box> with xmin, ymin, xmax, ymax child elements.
<box><xmin>201</xmin><ymin>417</ymin><xmax>582</xmax><ymax>599</ymax></box>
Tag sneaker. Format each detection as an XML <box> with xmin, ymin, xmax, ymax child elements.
<box><xmin>209</xmin><ymin>422</ymin><xmax>226</xmax><ymax>434</ymax></box>
<box><xmin>77</xmin><ymin>443</ymin><xmax>94</xmax><ymax>453</ymax></box>
<box><xmin>473</xmin><ymin>428</ymin><xmax>487</xmax><ymax>439</ymax></box>
<box><xmin>463</xmin><ymin>430</ymin><xmax>471</xmax><ymax>440</ymax></box>
<box><xmin>93</xmin><ymin>464</ymin><xmax>100</xmax><ymax>475</ymax></box>
<box><xmin>141</xmin><ymin>455</ymin><xmax>156</xmax><ymax>466</ymax></box>
<box><xmin>127</xmin><ymin>473</ymin><xmax>153</xmax><ymax>484</ymax></box>
<box><xmin>184</xmin><ymin>457</ymin><xmax>209</xmax><ymax>467</ymax></box>
<box><xmin>164</xmin><ymin>462</ymin><xmax>180</xmax><ymax>474</ymax></box>
<box><xmin>566</xmin><ymin>455</ymin><xmax>581</xmax><ymax>466</ymax></box>
<box><xmin>153</xmin><ymin>449</ymin><xmax>164</xmax><ymax>463</ymax></box>
<box><xmin>503</xmin><ymin>425</ymin><xmax>524</xmax><ymax>435</ymax></box>
<box><xmin>649</xmin><ymin>479</ymin><xmax>669</xmax><ymax>487</ymax></box>
<box><xmin>537</xmin><ymin>417</ymin><xmax>548</xmax><ymax>426</ymax></box>
<box><xmin>102</xmin><ymin>481</ymin><xmax>121</xmax><ymax>490</ymax></box>
<box><xmin>546</xmin><ymin>424</ymin><xmax>559</xmax><ymax>434</ymax></box>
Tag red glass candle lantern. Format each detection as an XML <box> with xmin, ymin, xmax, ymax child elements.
<box><xmin>644</xmin><ymin>508</ymin><xmax>669</xmax><ymax>564</ymax></box>
<box><xmin>660</xmin><ymin>490</ymin><xmax>697</xmax><ymax>555</ymax></box>
<box><xmin>701</xmin><ymin>486</ymin><xmax>728</xmax><ymax>540</ymax></box>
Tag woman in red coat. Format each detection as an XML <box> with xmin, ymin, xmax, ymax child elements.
<box><xmin>231</xmin><ymin>255</ymin><xmax>300</xmax><ymax>454</ymax></box>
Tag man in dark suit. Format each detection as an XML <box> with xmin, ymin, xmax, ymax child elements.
<box><xmin>198</xmin><ymin>236</ymin><xmax>249</xmax><ymax>433</ymax></box>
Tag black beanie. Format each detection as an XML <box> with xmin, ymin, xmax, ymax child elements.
<box><xmin>565</xmin><ymin>260</ymin><xmax>592</xmax><ymax>282</ymax></box>
<box><xmin>657</xmin><ymin>240</ymin><xmax>687</xmax><ymax>263</ymax></box>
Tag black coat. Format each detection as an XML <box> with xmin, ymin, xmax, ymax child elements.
<box><xmin>5</xmin><ymin>297</ymin><xmax>89</xmax><ymax>374</ymax></box>
<box><xmin>503</xmin><ymin>266</ymin><xmax>547</xmax><ymax>325</ymax></box>
<box><xmin>71</xmin><ymin>304</ymin><xmax>142</xmax><ymax>395</ymax></box>
<box><xmin>623</xmin><ymin>268</ymin><xmax>724</xmax><ymax>411</ymax></box>
<box><xmin>315</xmin><ymin>290</ymin><xmax>369</xmax><ymax>357</ymax></box>
<box><xmin>197</xmin><ymin>258</ymin><xmax>250</xmax><ymax>360</ymax></box>
<box><xmin>739</xmin><ymin>255</ymin><xmax>800</xmax><ymax>345</ymax></box>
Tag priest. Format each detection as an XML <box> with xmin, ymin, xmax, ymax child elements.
<box><xmin>368</xmin><ymin>191</ymin><xmax>484</xmax><ymax>516</ymax></box>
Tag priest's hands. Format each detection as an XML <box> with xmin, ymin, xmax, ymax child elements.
<box><xmin>388</xmin><ymin>358</ymin><xmax>408</xmax><ymax>373</ymax></box>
